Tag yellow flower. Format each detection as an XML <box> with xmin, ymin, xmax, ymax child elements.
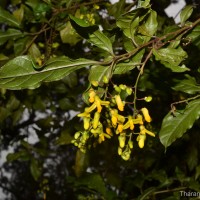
<box><xmin>117</xmin><ymin>124</ymin><xmax>124</xmax><ymax>133</ymax></box>
<box><xmin>123</xmin><ymin>116</ymin><xmax>135</xmax><ymax>130</ymax></box>
<box><xmin>141</xmin><ymin>107</ymin><xmax>152</xmax><ymax>122</ymax></box>
<box><xmin>115</xmin><ymin>95</ymin><xmax>124</xmax><ymax>111</ymax></box>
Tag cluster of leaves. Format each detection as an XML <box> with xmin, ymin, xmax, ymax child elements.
<box><xmin>0</xmin><ymin>0</ymin><xmax>200</xmax><ymax>199</ymax></box>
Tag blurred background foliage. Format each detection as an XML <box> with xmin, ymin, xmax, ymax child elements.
<box><xmin>0</xmin><ymin>0</ymin><xmax>200</xmax><ymax>199</ymax></box>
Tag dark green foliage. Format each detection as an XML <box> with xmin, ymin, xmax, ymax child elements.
<box><xmin>0</xmin><ymin>0</ymin><xmax>200</xmax><ymax>199</ymax></box>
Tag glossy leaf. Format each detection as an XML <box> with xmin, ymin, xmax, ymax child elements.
<box><xmin>70</xmin><ymin>15</ymin><xmax>113</xmax><ymax>54</ymax></box>
<box><xmin>153</xmin><ymin>47</ymin><xmax>189</xmax><ymax>72</ymax></box>
<box><xmin>0</xmin><ymin>29</ymin><xmax>23</xmax><ymax>45</ymax></box>
<box><xmin>138</xmin><ymin>10</ymin><xmax>158</xmax><ymax>36</ymax></box>
<box><xmin>180</xmin><ymin>5</ymin><xmax>193</xmax><ymax>25</ymax></box>
<box><xmin>116</xmin><ymin>11</ymin><xmax>140</xmax><ymax>39</ymax></box>
<box><xmin>0</xmin><ymin>56</ymin><xmax>98</xmax><ymax>90</ymax></box>
<box><xmin>0</xmin><ymin>7</ymin><xmax>21</xmax><ymax>27</ymax></box>
<box><xmin>153</xmin><ymin>47</ymin><xmax>187</xmax><ymax>65</ymax></box>
<box><xmin>88</xmin><ymin>30</ymin><xmax>114</xmax><ymax>55</ymax></box>
<box><xmin>172</xmin><ymin>75</ymin><xmax>200</xmax><ymax>94</ymax></box>
<box><xmin>159</xmin><ymin>99</ymin><xmax>200</xmax><ymax>148</ymax></box>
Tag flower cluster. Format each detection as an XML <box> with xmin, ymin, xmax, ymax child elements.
<box><xmin>72</xmin><ymin>82</ymin><xmax>155</xmax><ymax>160</ymax></box>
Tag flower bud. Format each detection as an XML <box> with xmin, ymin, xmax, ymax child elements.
<box><xmin>83</xmin><ymin>117</ymin><xmax>90</xmax><ymax>130</ymax></box>
<box><xmin>115</xmin><ymin>95</ymin><xmax>124</xmax><ymax>111</ymax></box>
<box><xmin>114</xmin><ymin>85</ymin><xmax>121</xmax><ymax>93</ymax></box>
<box><xmin>126</xmin><ymin>87</ymin><xmax>133</xmax><ymax>95</ymax></box>
<box><xmin>137</xmin><ymin>134</ymin><xmax>146</xmax><ymax>148</ymax></box>
<box><xmin>118</xmin><ymin>133</ymin><xmax>126</xmax><ymax>148</ymax></box>
<box><xmin>119</xmin><ymin>84</ymin><xmax>126</xmax><ymax>90</ymax></box>
<box><xmin>93</xmin><ymin>112</ymin><xmax>100</xmax><ymax>129</ymax></box>
<box><xmin>141</xmin><ymin>107</ymin><xmax>152</xmax><ymax>122</ymax></box>
<box><xmin>102</xmin><ymin>75</ymin><xmax>109</xmax><ymax>84</ymax></box>
<box><xmin>91</xmin><ymin>81</ymin><xmax>99</xmax><ymax>87</ymax></box>
<box><xmin>144</xmin><ymin>96</ymin><xmax>152</xmax><ymax>102</ymax></box>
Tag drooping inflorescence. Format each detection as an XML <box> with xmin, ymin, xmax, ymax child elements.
<box><xmin>72</xmin><ymin>79</ymin><xmax>155</xmax><ymax>160</ymax></box>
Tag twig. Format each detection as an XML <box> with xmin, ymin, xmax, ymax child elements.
<box><xmin>170</xmin><ymin>94</ymin><xmax>200</xmax><ymax>110</ymax></box>
<box><xmin>153</xmin><ymin>187</ymin><xmax>187</xmax><ymax>195</ymax></box>
<box><xmin>133</xmin><ymin>49</ymin><xmax>153</xmax><ymax>112</ymax></box>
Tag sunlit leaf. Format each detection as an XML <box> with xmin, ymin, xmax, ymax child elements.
<box><xmin>159</xmin><ymin>99</ymin><xmax>200</xmax><ymax>148</ymax></box>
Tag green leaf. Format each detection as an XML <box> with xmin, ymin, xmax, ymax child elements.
<box><xmin>70</xmin><ymin>15</ymin><xmax>113</xmax><ymax>54</ymax></box>
<box><xmin>74</xmin><ymin>150</ymin><xmax>89</xmax><ymax>177</ymax></box>
<box><xmin>88</xmin><ymin>30</ymin><xmax>114</xmax><ymax>55</ymax></box>
<box><xmin>116</xmin><ymin>8</ymin><xmax>148</xmax><ymax>40</ymax></box>
<box><xmin>180</xmin><ymin>5</ymin><xmax>193</xmax><ymax>25</ymax></box>
<box><xmin>186</xmin><ymin>25</ymin><xmax>200</xmax><ymax>48</ymax></box>
<box><xmin>153</xmin><ymin>47</ymin><xmax>189</xmax><ymax>72</ymax></box>
<box><xmin>76</xmin><ymin>173</ymin><xmax>106</xmax><ymax>196</ymax></box>
<box><xmin>116</xmin><ymin>11</ymin><xmax>139</xmax><ymax>39</ymax></box>
<box><xmin>0</xmin><ymin>7</ymin><xmax>21</xmax><ymax>27</ymax></box>
<box><xmin>28</xmin><ymin>43</ymin><xmax>41</xmax><ymax>61</ymax></box>
<box><xmin>69</xmin><ymin>14</ymin><xmax>91</xmax><ymax>27</ymax></box>
<box><xmin>153</xmin><ymin>47</ymin><xmax>187</xmax><ymax>66</ymax></box>
<box><xmin>172</xmin><ymin>75</ymin><xmax>200</xmax><ymax>94</ymax></box>
<box><xmin>138</xmin><ymin>0</ymin><xmax>151</xmax><ymax>8</ymax></box>
<box><xmin>60</xmin><ymin>21</ymin><xmax>81</xmax><ymax>46</ymax></box>
<box><xmin>138</xmin><ymin>10</ymin><xmax>158</xmax><ymax>36</ymax></box>
<box><xmin>162</xmin><ymin>63</ymin><xmax>190</xmax><ymax>73</ymax></box>
<box><xmin>0</xmin><ymin>29</ymin><xmax>23</xmax><ymax>45</ymax></box>
<box><xmin>88</xmin><ymin>65</ymin><xmax>111</xmax><ymax>85</ymax></box>
<box><xmin>0</xmin><ymin>56</ymin><xmax>98</xmax><ymax>90</ymax></box>
<box><xmin>30</xmin><ymin>158</ymin><xmax>42</xmax><ymax>181</ymax></box>
<box><xmin>7</xmin><ymin>151</ymin><xmax>30</xmax><ymax>162</ymax></box>
<box><xmin>159</xmin><ymin>99</ymin><xmax>200</xmax><ymax>148</ymax></box>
